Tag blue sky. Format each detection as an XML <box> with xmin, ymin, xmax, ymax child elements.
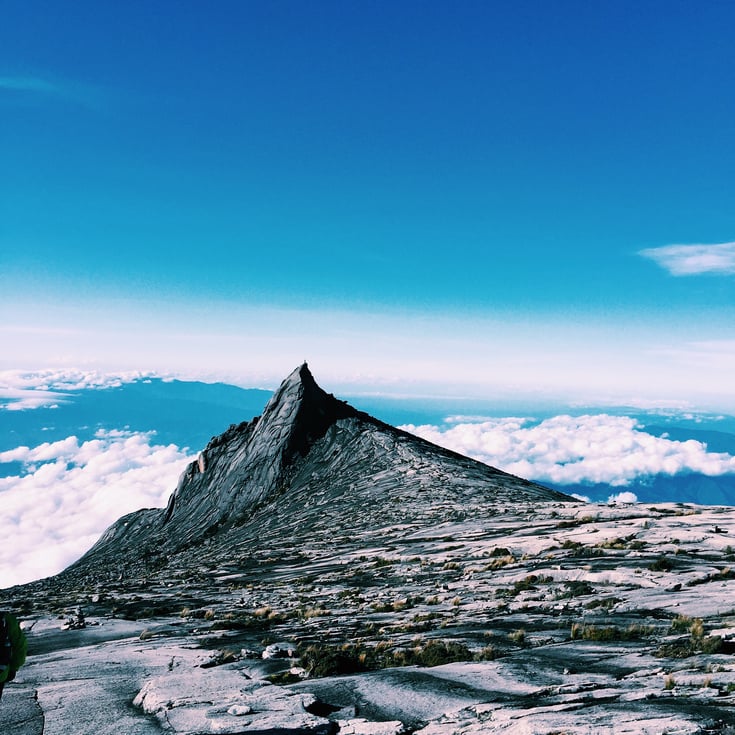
<box><xmin>2</xmin><ymin>1</ymin><xmax>735</xmax><ymax>407</ymax></box>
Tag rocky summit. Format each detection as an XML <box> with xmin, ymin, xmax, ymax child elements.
<box><xmin>62</xmin><ymin>363</ymin><xmax>570</xmax><ymax>582</ymax></box>
<box><xmin>3</xmin><ymin>366</ymin><xmax>735</xmax><ymax>735</ymax></box>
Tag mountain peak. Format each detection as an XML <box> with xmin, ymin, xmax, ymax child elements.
<box><xmin>153</xmin><ymin>365</ymin><xmax>359</xmax><ymax>541</ymax></box>
<box><xmin>284</xmin><ymin>361</ymin><xmax>315</xmax><ymax>387</ymax></box>
<box><xmin>67</xmin><ymin>365</ymin><xmax>574</xmax><ymax>578</ymax></box>
<box><xmin>257</xmin><ymin>362</ymin><xmax>358</xmax><ymax>463</ymax></box>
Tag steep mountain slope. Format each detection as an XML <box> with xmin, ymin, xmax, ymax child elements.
<box><xmin>64</xmin><ymin>364</ymin><xmax>570</xmax><ymax>580</ymax></box>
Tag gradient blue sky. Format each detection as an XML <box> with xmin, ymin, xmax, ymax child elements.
<box><xmin>2</xmin><ymin>1</ymin><xmax>734</xmax><ymax>407</ymax></box>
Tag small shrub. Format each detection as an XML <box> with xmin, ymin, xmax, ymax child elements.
<box><xmin>561</xmin><ymin>540</ymin><xmax>583</xmax><ymax>550</ymax></box>
<box><xmin>571</xmin><ymin>623</ymin><xmax>652</xmax><ymax>642</ymax></box>
<box><xmin>301</xmin><ymin>607</ymin><xmax>330</xmax><ymax>619</ymax></box>
<box><xmin>298</xmin><ymin>643</ymin><xmax>369</xmax><ymax>677</ymax></box>
<box><xmin>297</xmin><ymin>639</ymin><xmax>474</xmax><ymax>677</ymax></box>
<box><xmin>701</xmin><ymin>635</ymin><xmax>724</xmax><ymax>654</ymax></box>
<box><xmin>485</xmin><ymin>555</ymin><xmax>514</xmax><ymax>571</ymax></box>
<box><xmin>415</xmin><ymin>639</ymin><xmax>472</xmax><ymax>667</ymax></box>
<box><xmin>477</xmin><ymin>644</ymin><xmax>498</xmax><ymax>661</ymax></box>
<box><xmin>597</xmin><ymin>537</ymin><xmax>627</xmax><ymax>550</ymax></box>
<box><xmin>558</xmin><ymin>581</ymin><xmax>594</xmax><ymax>599</ymax></box>
<box><xmin>664</xmin><ymin>673</ymin><xmax>676</xmax><ymax>690</ymax></box>
<box><xmin>655</xmin><ymin>620</ymin><xmax>723</xmax><ymax>659</ymax></box>
<box><xmin>669</xmin><ymin>615</ymin><xmax>694</xmax><ymax>633</ymax></box>
<box><xmin>648</xmin><ymin>557</ymin><xmax>673</xmax><ymax>572</ymax></box>
<box><xmin>509</xmin><ymin>629</ymin><xmax>526</xmax><ymax>645</ymax></box>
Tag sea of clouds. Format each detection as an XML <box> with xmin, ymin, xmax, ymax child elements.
<box><xmin>0</xmin><ymin>368</ymin><xmax>161</xmax><ymax>410</ymax></box>
<box><xmin>2</xmin><ymin>370</ymin><xmax>735</xmax><ymax>588</ymax></box>
<box><xmin>0</xmin><ymin>430</ymin><xmax>193</xmax><ymax>587</ymax></box>
<box><xmin>400</xmin><ymin>414</ymin><xmax>735</xmax><ymax>489</ymax></box>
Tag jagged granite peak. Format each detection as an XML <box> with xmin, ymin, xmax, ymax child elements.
<box><xmin>65</xmin><ymin>364</ymin><xmax>573</xmax><ymax>579</ymax></box>
<box><xmin>160</xmin><ymin>363</ymin><xmax>359</xmax><ymax>539</ymax></box>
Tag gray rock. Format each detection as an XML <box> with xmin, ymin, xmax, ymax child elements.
<box><xmin>57</xmin><ymin>363</ymin><xmax>571</xmax><ymax>582</ymax></box>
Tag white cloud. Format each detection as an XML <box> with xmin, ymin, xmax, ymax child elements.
<box><xmin>639</xmin><ymin>241</ymin><xmax>735</xmax><ymax>276</ymax></box>
<box><xmin>0</xmin><ymin>369</ymin><xmax>160</xmax><ymax>410</ymax></box>
<box><xmin>0</xmin><ymin>430</ymin><xmax>193</xmax><ymax>588</ymax></box>
<box><xmin>571</xmin><ymin>493</ymin><xmax>591</xmax><ymax>503</ymax></box>
<box><xmin>608</xmin><ymin>491</ymin><xmax>638</xmax><ymax>505</ymax></box>
<box><xmin>401</xmin><ymin>414</ymin><xmax>735</xmax><ymax>487</ymax></box>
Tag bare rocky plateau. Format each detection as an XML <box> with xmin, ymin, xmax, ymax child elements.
<box><xmin>3</xmin><ymin>366</ymin><xmax>735</xmax><ymax>734</ymax></box>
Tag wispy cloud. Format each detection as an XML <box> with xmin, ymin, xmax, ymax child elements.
<box><xmin>0</xmin><ymin>76</ymin><xmax>61</xmax><ymax>94</ymax></box>
<box><xmin>401</xmin><ymin>414</ymin><xmax>735</xmax><ymax>487</ymax></box>
<box><xmin>639</xmin><ymin>241</ymin><xmax>735</xmax><ymax>276</ymax></box>
<box><xmin>0</xmin><ymin>74</ymin><xmax>101</xmax><ymax>108</ymax></box>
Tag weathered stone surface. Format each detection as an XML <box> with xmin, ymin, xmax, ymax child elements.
<box><xmin>0</xmin><ymin>686</ymin><xmax>44</xmax><ymax>735</ymax></box>
<box><xmin>4</xmin><ymin>502</ymin><xmax>735</xmax><ymax>733</ymax></box>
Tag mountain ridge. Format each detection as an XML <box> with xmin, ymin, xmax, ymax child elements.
<box><xmin>64</xmin><ymin>363</ymin><xmax>572</xmax><ymax>581</ymax></box>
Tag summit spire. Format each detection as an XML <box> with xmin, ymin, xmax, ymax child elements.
<box><xmin>68</xmin><ymin>365</ymin><xmax>574</xmax><ymax>577</ymax></box>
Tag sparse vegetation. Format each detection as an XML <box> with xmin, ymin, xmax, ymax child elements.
<box><xmin>509</xmin><ymin>629</ymin><xmax>526</xmax><ymax>645</ymax></box>
<box><xmin>512</xmin><ymin>574</ymin><xmax>553</xmax><ymax>594</ymax></box>
<box><xmin>656</xmin><ymin>615</ymin><xmax>723</xmax><ymax>658</ymax></box>
<box><xmin>485</xmin><ymin>555</ymin><xmax>515</xmax><ymax>570</ymax></box>
<box><xmin>571</xmin><ymin>623</ymin><xmax>654</xmax><ymax>641</ymax></box>
<box><xmin>557</xmin><ymin>580</ymin><xmax>594</xmax><ymax>599</ymax></box>
<box><xmin>296</xmin><ymin>638</ymin><xmax>475</xmax><ymax>677</ymax></box>
<box><xmin>584</xmin><ymin>596</ymin><xmax>621</xmax><ymax>610</ymax></box>
<box><xmin>648</xmin><ymin>556</ymin><xmax>674</xmax><ymax>572</ymax></box>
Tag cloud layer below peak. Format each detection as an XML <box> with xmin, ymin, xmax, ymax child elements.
<box><xmin>401</xmin><ymin>414</ymin><xmax>735</xmax><ymax>487</ymax></box>
<box><xmin>0</xmin><ymin>430</ymin><xmax>192</xmax><ymax>588</ymax></box>
<box><xmin>0</xmin><ymin>369</ymin><xmax>159</xmax><ymax>410</ymax></box>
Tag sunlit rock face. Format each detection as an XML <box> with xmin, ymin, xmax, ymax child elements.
<box><xmin>63</xmin><ymin>363</ymin><xmax>570</xmax><ymax>581</ymax></box>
